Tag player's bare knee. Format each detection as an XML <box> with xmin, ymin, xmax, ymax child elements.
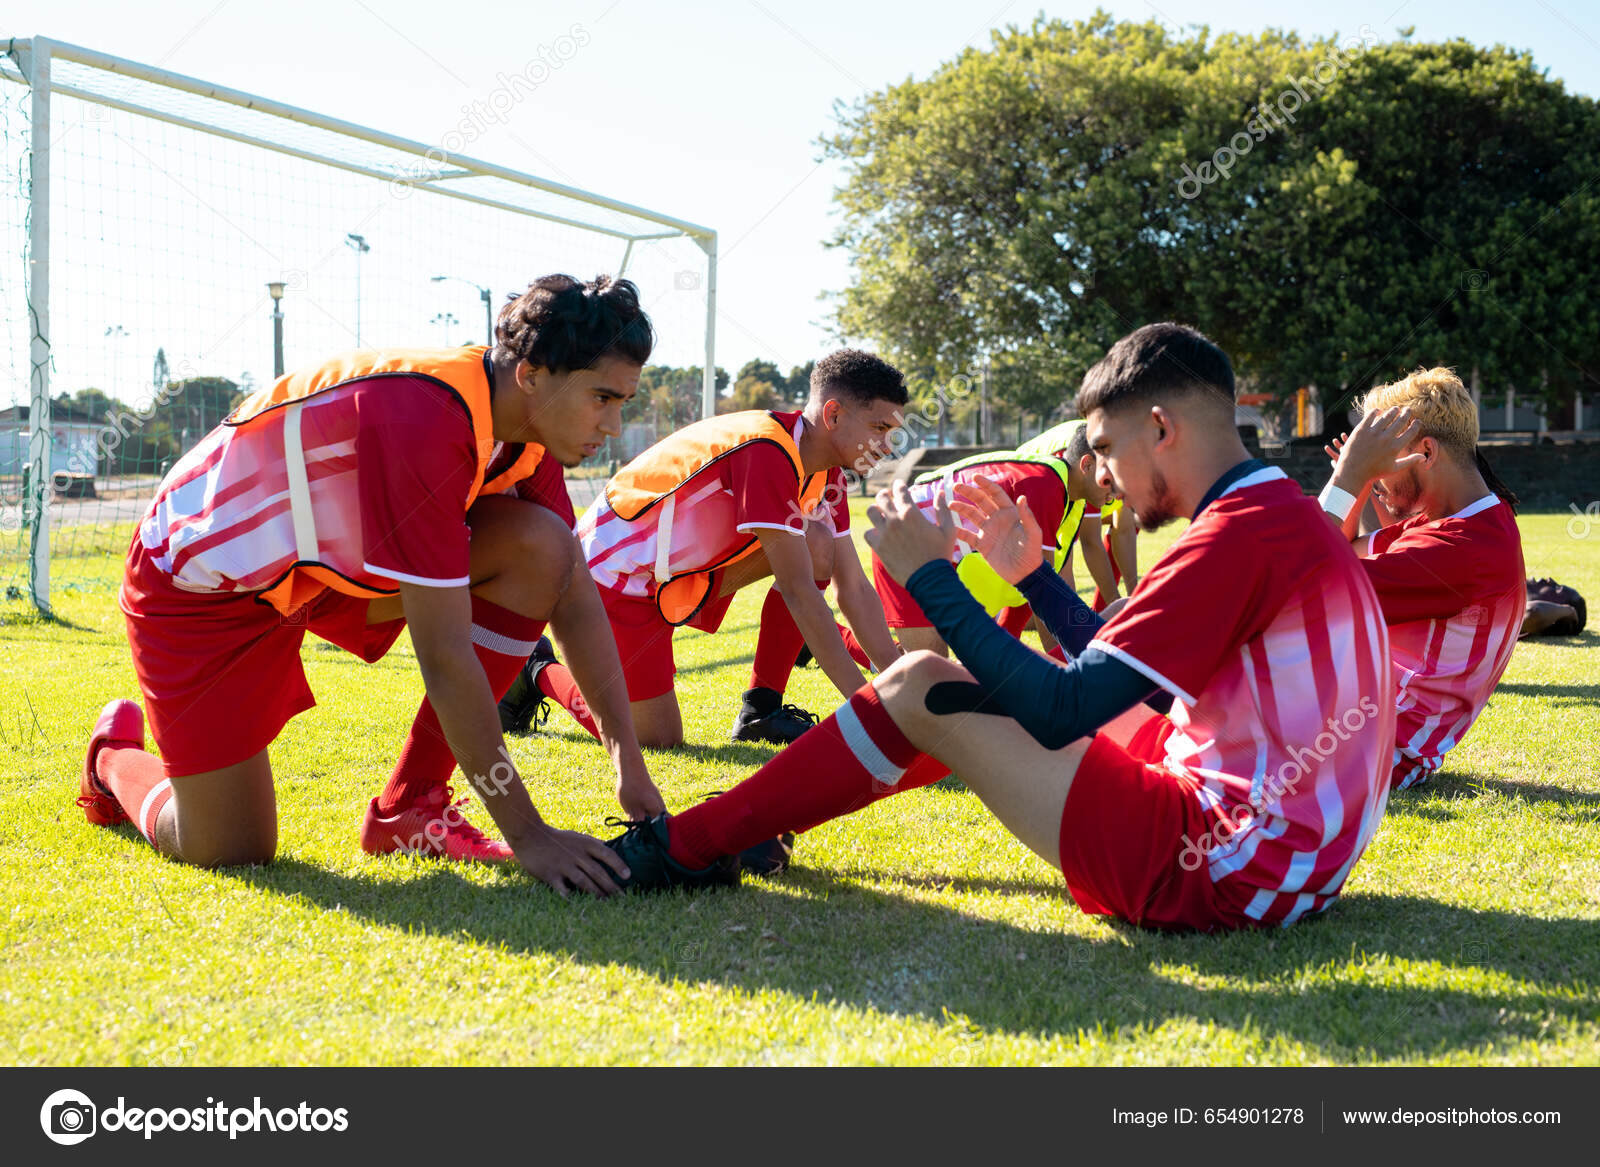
<box><xmin>875</xmin><ymin>650</ymin><xmax>965</xmax><ymax>724</ymax></box>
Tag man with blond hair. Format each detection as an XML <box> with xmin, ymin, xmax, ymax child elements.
<box><xmin>1318</xmin><ymin>367</ymin><xmax>1525</xmax><ymax>790</ymax></box>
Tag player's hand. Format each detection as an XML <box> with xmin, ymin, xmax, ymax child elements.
<box><xmin>1323</xmin><ymin>433</ymin><xmax>1347</xmax><ymax>471</ymax></box>
<box><xmin>864</xmin><ymin>480</ymin><xmax>957</xmax><ymax>585</ymax></box>
<box><xmin>947</xmin><ymin>476</ymin><xmax>1044</xmax><ymax>585</ymax></box>
<box><xmin>512</xmin><ymin>824</ymin><xmax>628</xmax><ymax>898</ymax></box>
<box><xmin>616</xmin><ymin>771</ymin><xmax>667</xmax><ymax>822</ymax></box>
<box><xmin>1333</xmin><ymin>407</ymin><xmax>1425</xmax><ymax>486</ymax></box>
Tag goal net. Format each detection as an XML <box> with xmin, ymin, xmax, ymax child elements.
<box><xmin>0</xmin><ymin>36</ymin><xmax>717</xmax><ymax>614</ymax></box>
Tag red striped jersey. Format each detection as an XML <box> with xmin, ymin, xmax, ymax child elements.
<box><xmin>906</xmin><ymin>458</ymin><xmax>1071</xmax><ymax>558</ymax></box>
<box><xmin>1090</xmin><ymin>468</ymin><xmax>1395</xmax><ymax>927</ymax></box>
<box><xmin>138</xmin><ymin>378</ymin><xmax>488</xmax><ymax>595</ymax></box>
<box><xmin>578</xmin><ymin>410</ymin><xmax>848</xmax><ymax>598</ymax></box>
<box><xmin>1360</xmin><ymin>495</ymin><xmax>1525</xmax><ymax>789</ymax></box>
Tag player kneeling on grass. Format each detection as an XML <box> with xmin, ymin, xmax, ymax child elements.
<box><xmin>76</xmin><ymin>274</ymin><xmax>663</xmax><ymax>896</ymax></box>
<box><xmin>506</xmin><ymin>351</ymin><xmax>907</xmax><ymax>749</ymax></box>
<box><xmin>1317</xmin><ymin>368</ymin><xmax>1526</xmax><ymax>791</ymax></box>
<box><xmin>603</xmin><ymin>324</ymin><xmax>1398</xmax><ymax>931</ymax></box>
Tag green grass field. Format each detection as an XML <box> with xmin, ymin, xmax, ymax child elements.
<box><xmin>1</xmin><ymin>504</ymin><xmax>1596</xmax><ymax>1066</ymax></box>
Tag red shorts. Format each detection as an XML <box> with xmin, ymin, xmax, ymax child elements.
<box><xmin>119</xmin><ymin>538</ymin><xmax>407</xmax><ymax>777</ymax></box>
<box><xmin>1057</xmin><ymin>712</ymin><xmax>1239</xmax><ymax>931</ymax></box>
<box><xmin>872</xmin><ymin>554</ymin><xmax>1033</xmax><ymax>639</ymax></box>
<box><xmin>599</xmin><ymin>578</ymin><xmax>737</xmax><ymax>703</ymax></box>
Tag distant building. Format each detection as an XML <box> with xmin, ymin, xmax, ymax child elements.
<box><xmin>0</xmin><ymin>403</ymin><xmax>105</xmax><ymax>479</ymax></box>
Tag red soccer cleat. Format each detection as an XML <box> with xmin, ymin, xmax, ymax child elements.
<box><xmin>360</xmin><ymin>784</ymin><xmax>514</xmax><ymax>865</ymax></box>
<box><xmin>78</xmin><ymin>698</ymin><xmax>144</xmax><ymax>827</ymax></box>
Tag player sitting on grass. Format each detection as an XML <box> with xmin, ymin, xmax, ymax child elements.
<box><xmin>604</xmin><ymin>323</ymin><xmax>1397</xmax><ymax>932</ymax></box>
<box><xmin>76</xmin><ymin>274</ymin><xmax>662</xmax><ymax>896</ymax></box>
<box><xmin>869</xmin><ymin>435</ymin><xmax>1103</xmax><ymax>656</ymax></box>
<box><xmin>501</xmin><ymin>350</ymin><xmax>906</xmax><ymax>749</ymax></box>
<box><xmin>1318</xmin><ymin>367</ymin><xmax>1526</xmax><ymax>790</ymax></box>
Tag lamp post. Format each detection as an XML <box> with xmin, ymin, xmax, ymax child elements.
<box><xmin>346</xmin><ymin>232</ymin><xmax>370</xmax><ymax>345</ymax></box>
<box><xmin>430</xmin><ymin>311</ymin><xmax>459</xmax><ymax>346</ymax></box>
<box><xmin>431</xmin><ymin>275</ymin><xmax>493</xmax><ymax>345</ymax></box>
<box><xmin>104</xmin><ymin>324</ymin><xmax>128</xmax><ymax>399</ymax></box>
<box><xmin>266</xmin><ymin>281</ymin><xmax>286</xmax><ymax>378</ymax></box>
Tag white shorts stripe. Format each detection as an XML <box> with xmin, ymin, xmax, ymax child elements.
<box><xmin>834</xmin><ymin>699</ymin><xmax>906</xmax><ymax>786</ymax></box>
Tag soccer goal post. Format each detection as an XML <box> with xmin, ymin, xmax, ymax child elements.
<box><xmin>0</xmin><ymin>35</ymin><xmax>718</xmax><ymax>615</ymax></box>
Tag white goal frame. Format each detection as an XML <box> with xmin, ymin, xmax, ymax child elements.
<box><xmin>0</xmin><ymin>34</ymin><xmax>718</xmax><ymax>613</ymax></box>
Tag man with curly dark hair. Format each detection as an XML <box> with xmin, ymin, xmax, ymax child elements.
<box><xmin>76</xmin><ymin>273</ymin><xmax>660</xmax><ymax>898</ymax></box>
<box><xmin>508</xmin><ymin>349</ymin><xmax>907</xmax><ymax>756</ymax></box>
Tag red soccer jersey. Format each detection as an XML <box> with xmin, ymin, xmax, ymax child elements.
<box><xmin>578</xmin><ymin>410</ymin><xmax>849</xmax><ymax>598</ymax></box>
<box><xmin>1089</xmin><ymin>468</ymin><xmax>1395</xmax><ymax>927</ymax></box>
<box><xmin>1361</xmin><ymin>495</ymin><xmax>1525</xmax><ymax>789</ymax></box>
<box><xmin>510</xmin><ymin>448</ymin><xmax>576</xmax><ymax>529</ymax></box>
<box><xmin>908</xmin><ymin>459</ymin><xmax>1069</xmax><ymax>556</ymax></box>
<box><xmin>142</xmin><ymin>377</ymin><xmax>480</xmax><ymax>594</ymax></box>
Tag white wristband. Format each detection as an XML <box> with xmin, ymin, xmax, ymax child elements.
<box><xmin>1318</xmin><ymin>482</ymin><xmax>1359</xmax><ymax>522</ymax></box>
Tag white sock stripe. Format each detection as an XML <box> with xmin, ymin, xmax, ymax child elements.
<box><xmin>470</xmin><ymin>624</ymin><xmax>540</xmax><ymax>659</ymax></box>
<box><xmin>834</xmin><ymin>698</ymin><xmax>906</xmax><ymax>786</ymax></box>
<box><xmin>138</xmin><ymin>778</ymin><xmax>172</xmax><ymax>838</ymax></box>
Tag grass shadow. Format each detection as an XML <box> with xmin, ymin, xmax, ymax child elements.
<box><xmin>1493</xmin><ymin>680</ymin><xmax>1600</xmax><ymax>706</ymax></box>
<box><xmin>219</xmin><ymin>858</ymin><xmax>1600</xmax><ymax>1062</ymax></box>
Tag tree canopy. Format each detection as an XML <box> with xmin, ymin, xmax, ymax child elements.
<box><xmin>823</xmin><ymin>11</ymin><xmax>1600</xmax><ymax>427</ymax></box>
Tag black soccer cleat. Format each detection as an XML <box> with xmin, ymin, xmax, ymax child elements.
<box><xmin>498</xmin><ymin>635</ymin><xmax>558</xmax><ymax>735</ymax></box>
<box><xmin>729</xmin><ymin>686</ymin><xmax>820</xmax><ymax>745</ymax></box>
<box><xmin>794</xmin><ymin>644</ymin><xmax>814</xmax><ymax>670</ymax></box>
<box><xmin>603</xmin><ymin>814</ymin><xmax>741</xmax><ymax>893</ymax></box>
<box><xmin>738</xmin><ymin>831</ymin><xmax>796</xmax><ymax>877</ymax></box>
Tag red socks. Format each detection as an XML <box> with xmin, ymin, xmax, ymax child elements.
<box><xmin>752</xmin><ymin>582</ymin><xmax>872</xmax><ymax>688</ymax></box>
<box><xmin>750</xmin><ymin>583</ymin><xmax>821</xmax><ymax>692</ymax></box>
<box><xmin>667</xmin><ymin>684</ymin><xmax>949</xmax><ymax>869</ymax></box>
<box><xmin>838</xmin><ymin>624</ymin><xmax>872</xmax><ymax>669</ymax></box>
<box><xmin>376</xmin><ymin>596</ymin><xmax>546</xmax><ymax>814</ymax></box>
<box><xmin>535</xmin><ymin>663</ymin><xmax>600</xmax><ymax>739</ymax></box>
<box><xmin>98</xmin><ymin>747</ymin><xmax>173</xmax><ymax>849</ymax></box>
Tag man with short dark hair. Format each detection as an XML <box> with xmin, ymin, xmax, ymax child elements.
<box><xmin>606</xmin><ymin>323</ymin><xmax>1397</xmax><ymax>931</ymax></box>
<box><xmin>508</xmin><ymin>349</ymin><xmax>907</xmax><ymax>749</ymax></box>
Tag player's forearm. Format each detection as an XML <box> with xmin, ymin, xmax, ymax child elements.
<box><xmin>835</xmin><ymin>575</ymin><xmax>902</xmax><ymax>671</ymax></box>
<box><xmin>783</xmin><ymin>581</ymin><xmax>868</xmax><ymax>696</ymax></box>
<box><xmin>416</xmin><ymin>644</ymin><xmax>545</xmax><ymax>847</ymax></box>
<box><xmin>1078</xmin><ymin>518</ymin><xmax>1120</xmax><ymax>599</ymax></box>
<box><xmin>904</xmin><ymin>559</ymin><xmax>1153</xmax><ymax>749</ymax></box>
<box><xmin>1111</xmin><ymin>523</ymin><xmax>1138</xmax><ymax>589</ymax></box>
<box><xmin>1016</xmin><ymin>563</ymin><xmax>1104</xmax><ymax>658</ymax></box>
<box><xmin>1318</xmin><ymin>472</ymin><xmax>1370</xmax><ymax>542</ymax></box>
<box><xmin>547</xmin><ymin>570</ymin><xmax>650</xmax><ymax>782</ymax></box>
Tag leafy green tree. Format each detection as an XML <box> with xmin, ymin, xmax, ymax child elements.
<box><xmin>823</xmin><ymin>12</ymin><xmax>1600</xmax><ymax>431</ymax></box>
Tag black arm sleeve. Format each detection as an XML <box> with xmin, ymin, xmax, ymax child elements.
<box><xmin>904</xmin><ymin>559</ymin><xmax>1162</xmax><ymax>750</ymax></box>
<box><xmin>1015</xmin><ymin>562</ymin><xmax>1103</xmax><ymax>657</ymax></box>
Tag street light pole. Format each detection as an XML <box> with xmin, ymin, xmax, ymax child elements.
<box><xmin>346</xmin><ymin>233</ymin><xmax>370</xmax><ymax>345</ymax></box>
<box><xmin>267</xmin><ymin>281</ymin><xmax>286</xmax><ymax>378</ymax></box>
<box><xmin>431</xmin><ymin>275</ymin><xmax>494</xmax><ymax>345</ymax></box>
<box><xmin>104</xmin><ymin>324</ymin><xmax>128</xmax><ymax>399</ymax></box>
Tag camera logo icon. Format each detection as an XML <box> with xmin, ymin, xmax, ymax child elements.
<box><xmin>673</xmin><ymin>270</ymin><xmax>702</xmax><ymax>291</ymax></box>
<box><xmin>40</xmin><ymin>1089</ymin><xmax>97</xmax><ymax>1146</ymax></box>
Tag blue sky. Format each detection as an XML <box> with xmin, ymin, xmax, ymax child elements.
<box><xmin>5</xmin><ymin>0</ymin><xmax>1597</xmax><ymax>390</ymax></box>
